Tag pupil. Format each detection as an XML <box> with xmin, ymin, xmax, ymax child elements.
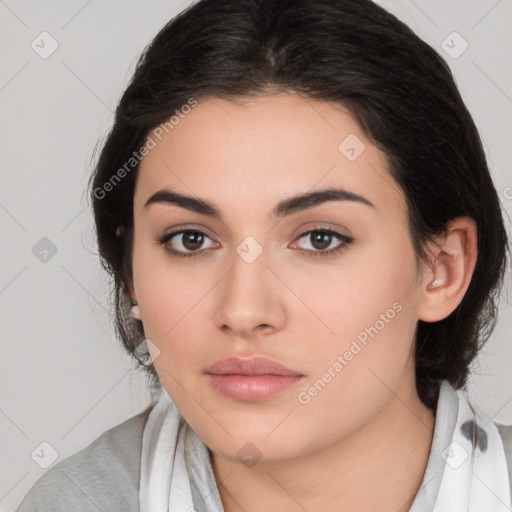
<box><xmin>311</xmin><ymin>232</ymin><xmax>331</xmax><ymax>250</ymax></box>
<box><xmin>183</xmin><ymin>231</ymin><xmax>204</xmax><ymax>251</ymax></box>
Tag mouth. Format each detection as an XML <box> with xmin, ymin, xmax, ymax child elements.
<box><xmin>204</xmin><ymin>355</ymin><xmax>305</xmax><ymax>402</ymax></box>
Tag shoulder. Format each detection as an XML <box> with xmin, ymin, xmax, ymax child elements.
<box><xmin>497</xmin><ymin>422</ymin><xmax>512</xmax><ymax>446</ymax></box>
<box><xmin>15</xmin><ymin>407</ymin><xmax>152</xmax><ymax>512</ymax></box>
<box><xmin>497</xmin><ymin>422</ymin><xmax>512</xmax><ymax>493</ymax></box>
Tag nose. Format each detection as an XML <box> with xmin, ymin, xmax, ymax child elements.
<box><xmin>213</xmin><ymin>245</ymin><xmax>286</xmax><ymax>338</ymax></box>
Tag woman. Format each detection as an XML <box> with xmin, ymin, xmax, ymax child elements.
<box><xmin>16</xmin><ymin>0</ymin><xmax>511</xmax><ymax>510</ymax></box>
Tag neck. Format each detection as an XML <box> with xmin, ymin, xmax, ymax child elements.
<box><xmin>211</xmin><ymin>371</ymin><xmax>436</xmax><ymax>512</ymax></box>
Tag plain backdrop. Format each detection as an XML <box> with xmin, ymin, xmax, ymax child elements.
<box><xmin>1</xmin><ymin>0</ymin><xmax>511</xmax><ymax>510</ymax></box>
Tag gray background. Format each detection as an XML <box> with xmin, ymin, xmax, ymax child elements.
<box><xmin>1</xmin><ymin>0</ymin><xmax>511</xmax><ymax>510</ymax></box>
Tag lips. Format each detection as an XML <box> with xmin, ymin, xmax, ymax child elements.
<box><xmin>204</xmin><ymin>355</ymin><xmax>303</xmax><ymax>377</ymax></box>
<box><xmin>204</xmin><ymin>356</ymin><xmax>305</xmax><ymax>401</ymax></box>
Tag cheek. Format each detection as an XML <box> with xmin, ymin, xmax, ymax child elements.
<box><xmin>289</xmin><ymin>233</ymin><xmax>421</xmax><ymax>400</ymax></box>
<box><xmin>291</xmin><ymin>232</ymin><xmax>419</xmax><ymax>346</ymax></box>
<box><xmin>286</xmin><ymin>276</ymin><xmax>420</xmax><ymax>455</ymax></box>
<box><xmin>137</xmin><ymin>277</ymin><xmax>209</xmax><ymax>414</ymax></box>
<box><xmin>131</xmin><ymin>244</ymin><xmax>221</xmax><ymax>405</ymax></box>
<box><xmin>132</xmin><ymin>236</ymin><xmax>212</xmax><ymax>335</ymax></box>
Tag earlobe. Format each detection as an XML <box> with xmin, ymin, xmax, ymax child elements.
<box><xmin>418</xmin><ymin>217</ymin><xmax>478</xmax><ymax>323</ymax></box>
<box><xmin>127</xmin><ymin>280</ymin><xmax>141</xmax><ymax>320</ymax></box>
<box><xmin>130</xmin><ymin>298</ymin><xmax>142</xmax><ymax>320</ymax></box>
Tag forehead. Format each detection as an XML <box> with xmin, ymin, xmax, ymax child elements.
<box><xmin>134</xmin><ymin>93</ymin><xmax>405</xmax><ymax>219</ymax></box>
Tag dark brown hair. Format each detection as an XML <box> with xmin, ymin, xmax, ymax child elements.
<box><xmin>88</xmin><ymin>0</ymin><xmax>509</xmax><ymax>409</ymax></box>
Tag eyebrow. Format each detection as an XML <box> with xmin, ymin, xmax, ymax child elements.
<box><xmin>143</xmin><ymin>187</ymin><xmax>375</xmax><ymax>219</ymax></box>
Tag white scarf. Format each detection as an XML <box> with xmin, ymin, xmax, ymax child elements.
<box><xmin>139</xmin><ymin>389</ymin><xmax>194</xmax><ymax>511</ymax></box>
<box><xmin>139</xmin><ymin>384</ymin><xmax>511</xmax><ymax>512</ymax></box>
<box><xmin>432</xmin><ymin>386</ymin><xmax>511</xmax><ymax>511</ymax></box>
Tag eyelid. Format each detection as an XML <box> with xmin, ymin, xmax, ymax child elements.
<box><xmin>296</xmin><ymin>220</ymin><xmax>351</xmax><ymax>233</ymax></box>
<box><xmin>160</xmin><ymin>223</ymin><xmax>217</xmax><ymax>239</ymax></box>
<box><xmin>292</xmin><ymin>223</ymin><xmax>352</xmax><ymax>241</ymax></box>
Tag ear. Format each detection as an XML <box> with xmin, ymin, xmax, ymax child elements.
<box><xmin>417</xmin><ymin>217</ymin><xmax>478</xmax><ymax>323</ymax></box>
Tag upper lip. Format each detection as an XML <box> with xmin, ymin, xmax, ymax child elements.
<box><xmin>205</xmin><ymin>356</ymin><xmax>303</xmax><ymax>376</ymax></box>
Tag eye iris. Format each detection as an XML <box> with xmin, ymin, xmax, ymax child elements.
<box><xmin>182</xmin><ymin>231</ymin><xmax>204</xmax><ymax>251</ymax></box>
<box><xmin>311</xmin><ymin>232</ymin><xmax>332</xmax><ymax>250</ymax></box>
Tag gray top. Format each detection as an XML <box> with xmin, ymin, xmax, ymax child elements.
<box><xmin>15</xmin><ymin>382</ymin><xmax>512</xmax><ymax>511</ymax></box>
<box><xmin>15</xmin><ymin>405</ymin><xmax>153</xmax><ymax>512</ymax></box>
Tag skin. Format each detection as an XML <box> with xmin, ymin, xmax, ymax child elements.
<box><xmin>129</xmin><ymin>92</ymin><xmax>477</xmax><ymax>511</ymax></box>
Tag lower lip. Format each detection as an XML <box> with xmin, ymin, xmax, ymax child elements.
<box><xmin>206</xmin><ymin>374</ymin><xmax>304</xmax><ymax>401</ymax></box>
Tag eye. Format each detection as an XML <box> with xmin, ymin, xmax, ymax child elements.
<box><xmin>291</xmin><ymin>228</ymin><xmax>353</xmax><ymax>257</ymax></box>
<box><xmin>157</xmin><ymin>227</ymin><xmax>353</xmax><ymax>259</ymax></box>
<box><xmin>157</xmin><ymin>229</ymin><xmax>218</xmax><ymax>258</ymax></box>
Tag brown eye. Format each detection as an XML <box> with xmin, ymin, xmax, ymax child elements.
<box><xmin>292</xmin><ymin>229</ymin><xmax>353</xmax><ymax>257</ymax></box>
<box><xmin>157</xmin><ymin>229</ymin><xmax>218</xmax><ymax>258</ymax></box>
<box><xmin>309</xmin><ymin>231</ymin><xmax>334</xmax><ymax>250</ymax></box>
<box><xmin>180</xmin><ymin>231</ymin><xmax>205</xmax><ymax>251</ymax></box>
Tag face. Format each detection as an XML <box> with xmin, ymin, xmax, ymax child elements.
<box><xmin>131</xmin><ymin>92</ymin><xmax>429</xmax><ymax>462</ymax></box>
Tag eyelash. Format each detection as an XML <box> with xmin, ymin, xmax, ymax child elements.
<box><xmin>156</xmin><ymin>227</ymin><xmax>353</xmax><ymax>259</ymax></box>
